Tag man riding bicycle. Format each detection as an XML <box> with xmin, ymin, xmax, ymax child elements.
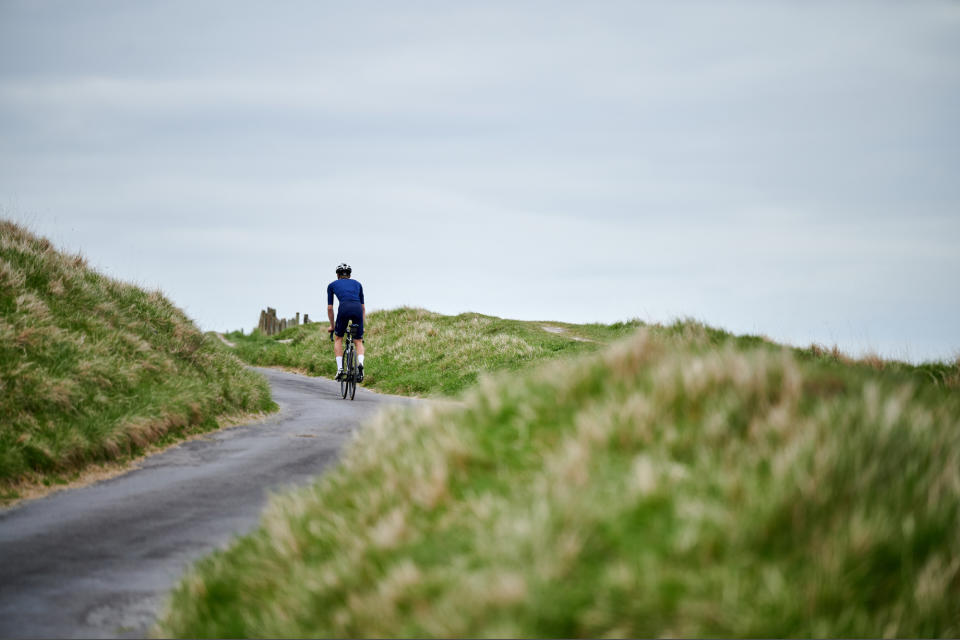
<box><xmin>327</xmin><ymin>262</ymin><xmax>365</xmax><ymax>382</ymax></box>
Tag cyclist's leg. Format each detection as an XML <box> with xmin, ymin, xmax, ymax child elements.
<box><xmin>333</xmin><ymin>310</ymin><xmax>349</xmax><ymax>376</ymax></box>
<box><xmin>348</xmin><ymin>312</ymin><xmax>365</xmax><ymax>381</ymax></box>
<box><xmin>334</xmin><ymin>308</ymin><xmax>350</xmax><ymax>342</ymax></box>
<box><xmin>351</xmin><ymin>312</ymin><xmax>365</xmax><ymax>356</ymax></box>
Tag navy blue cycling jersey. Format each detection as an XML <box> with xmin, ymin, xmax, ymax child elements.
<box><xmin>327</xmin><ymin>278</ymin><xmax>364</xmax><ymax>306</ymax></box>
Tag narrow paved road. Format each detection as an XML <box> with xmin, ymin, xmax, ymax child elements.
<box><xmin>0</xmin><ymin>368</ymin><xmax>415</xmax><ymax>639</ymax></box>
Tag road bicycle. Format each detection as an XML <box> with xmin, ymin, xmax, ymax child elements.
<box><xmin>330</xmin><ymin>321</ymin><xmax>359</xmax><ymax>400</ymax></box>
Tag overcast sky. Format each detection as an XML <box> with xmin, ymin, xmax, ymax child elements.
<box><xmin>2</xmin><ymin>1</ymin><xmax>958</xmax><ymax>362</ymax></box>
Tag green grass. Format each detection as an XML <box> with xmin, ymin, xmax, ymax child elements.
<box><xmin>0</xmin><ymin>221</ymin><xmax>276</xmax><ymax>494</ymax></box>
<box><xmin>226</xmin><ymin>306</ymin><xmax>956</xmax><ymax>398</ymax></box>
<box><xmin>225</xmin><ymin>307</ymin><xmax>643</xmax><ymax>396</ymax></box>
<box><xmin>159</xmin><ymin>320</ymin><xmax>960</xmax><ymax>638</ymax></box>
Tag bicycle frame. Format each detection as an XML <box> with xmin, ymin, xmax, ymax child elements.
<box><xmin>330</xmin><ymin>320</ymin><xmax>359</xmax><ymax>400</ymax></box>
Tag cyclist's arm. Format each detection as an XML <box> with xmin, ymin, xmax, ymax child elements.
<box><xmin>326</xmin><ymin>283</ymin><xmax>336</xmax><ymax>332</ymax></box>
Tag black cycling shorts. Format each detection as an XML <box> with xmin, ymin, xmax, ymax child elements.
<box><xmin>334</xmin><ymin>301</ymin><xmax>364</xmax><ymax>339</ymax></box>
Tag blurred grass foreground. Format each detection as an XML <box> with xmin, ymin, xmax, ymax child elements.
<box><xmin>160</xmin><ymin>315</ymin><xmax>960</xmax><ymax>637</ymax></box>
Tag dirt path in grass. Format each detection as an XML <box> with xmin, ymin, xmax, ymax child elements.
<box><xmin>215</xmin><ymin>332</ymin><xmax>236</xmax><ymax>348</ymax></box>
<box><xmin>540</xmin><ymin>324</ymin><xmax>597</xmax><ymax>343</ymax></box>
<box><xmin>0</xmin><ymin>368</ymin><xmax>417</xmax><ymax>639</ymax></box>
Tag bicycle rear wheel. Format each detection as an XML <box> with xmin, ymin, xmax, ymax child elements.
<box><xmin>349</xmin><ymin>378</ymin><xmax>356</xmax><ymax>400</ymax></box>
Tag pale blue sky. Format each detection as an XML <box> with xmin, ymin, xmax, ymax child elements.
<box><xmin>2</xmin><ymin>1</ymin><xmax>958</xmax><ymax>362</ymax></box>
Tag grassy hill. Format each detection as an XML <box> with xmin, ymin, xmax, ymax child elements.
<box><xmin>224</xmin><ymin>306</ymin><xmax>956</xmax><ymax>397</ymax></box>
<box><xmin>0</xmin><ymin>221</ymin><xmax>274</xmax><ymax>500</ymax></box>
<box><xmin>225</xmin><ymin>306</ymin><xmax>680</xmax><ymax>395</ymax></box>
<box><xmin>160</xmin><ymin>318</ymin><xmax>960</xmax><ymax>637</ymax></box>
<box><xmin>224</xmin><ymin>307</ymin><xmax>645</xmax><ymax>396</ymax></box>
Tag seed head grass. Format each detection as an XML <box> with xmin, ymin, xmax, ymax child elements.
<box><xmin>0</xmin><ymin>221</ymin><xmax>275</xmax><ymax>499</ymax></box>
<box><xmin>159</xmin><ymin>321</ymin><xmax>960</xmax><ymax>637</ymax></box>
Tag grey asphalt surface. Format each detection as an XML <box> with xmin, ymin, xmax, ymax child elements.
<box><xmin>0</xmin><ymin>367</ymin><xmax>416</xmax><ymax>639</ymax></box>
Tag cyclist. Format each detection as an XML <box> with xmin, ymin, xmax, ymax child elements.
<box><xmin>327</xmin><ymin>262</ymin><xmax>365</xmax><ymax>382</ymax></box>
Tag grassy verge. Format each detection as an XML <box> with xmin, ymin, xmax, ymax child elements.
<box><xmin>0</xmin><ymin>221</ymin><xmax>276</xmax><ymax>501</ymax></box>
<box><xmin>159</xmin><ymin>322</ymin><xmax>960</xmax><ymax>637</ymax></box>
<box><xmin>225</xmin><ymin>307</ymin><xmax>645</xmax><ymax>396</ymax></box>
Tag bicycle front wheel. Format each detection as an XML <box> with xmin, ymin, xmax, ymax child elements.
<box><xmin>349</xmin><ymin>378</ymin><xmax>356</xmax><ymax>400</ymax></box>
<box><xmin>341</xmin><ymin>350</ymin><xmax>353</xmax><ymax>399</ymax></box>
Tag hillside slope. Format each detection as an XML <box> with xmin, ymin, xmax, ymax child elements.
<box><xmin>227</xmin><ymin>307</ymin><xmax>647</xmax><ymax>395</ymax></box>
<box><xmin>160</xmin><ymin>322</ymin><xmax>960</xmax><ymax>637</ymax></box>
<box><xmin>0</xmin><ymin>221</ymin><xmax>274</xmax><ymax>497</ymax></box>
<box><xmin>226</xmin><ymin>306</ymin><xmax>956</xmax><ymax>398</ymax></box>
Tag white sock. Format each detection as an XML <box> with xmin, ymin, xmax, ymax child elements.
<box><xmin>358</xmin><ymin>354</ymin><xmax>365</xmax><ymax>366</ymax></box>
<box><xmin>336</xmin><ymin>356</ymin><xmax>342</xmax><ymax>370</ymax></box>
